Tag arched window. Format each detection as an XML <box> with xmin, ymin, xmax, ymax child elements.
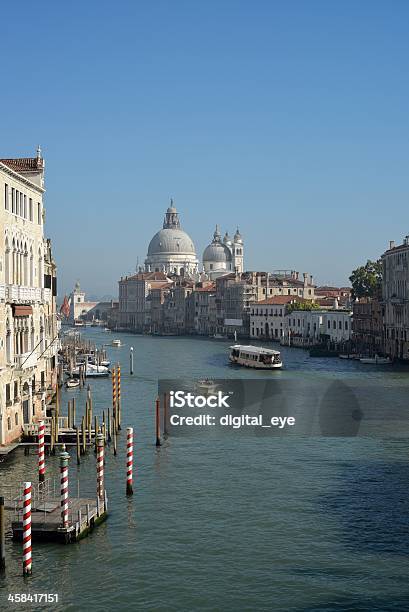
<box><xmin>38</xmin><ymin>248</ymin><xmax>43</xmax><ymax>288</ymax></box>
<box><xmin>23</xmin><ymin>242</ymin><xmax>28</xmax><ymax>286</ymax></box>
<box><xmin>12</xmin><ymin>238</ymin><xmax>16</xmax><ymax>284</ymax></box>
<box><xmin>30</xmin><ymin>246</ymin><xmax>34</xmax><ymax>286</ymax></box>
<box><xmin>5</xmin><ymin>237</ymin><xmax>10</xmax><ymax>284</ymax></box>
<box><xmin>6</xmin><ymin>318</ymin><xmax>12</xmax><ymax>363</ymax></box>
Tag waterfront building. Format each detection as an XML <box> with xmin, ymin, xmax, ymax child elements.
<box><xmin>202</xmin><ymin>226</ymin><xmax>244</xmax><ymax>279</ymax></box>
<box><xmin>283</xmin><ymin>308</ymin><xmax>352</xmax><ymax>347</ymax></box>
<box><xmin>188</xmin><ymin>283</ymin><xmax>217</xmax><ymax>336</ymax></box>
<box><xmin>162</xmin><ymin>280</ymin><xmax>195</xmax><ymax>334</ymax></box>
<box><xmin>118</xmin><ymin>271</ymin><xmax>171</xmax><ymax>332</ymax></box>
<box><xmin>68</xmin><ymin>281</ymin><xmax>98</xmax><ymax>323</ymax></box>
<box><xmin>0</xmin><ymin>149</ymin><xmax>58</xmax><ymax>446</ymax></box>
<box><xmin>145</xmin><ymin>202</ymin><xmax>199</xmax><ymax>276</ymax></box>
<box><xmin>382</xmin><ymin>236</ymin><xmax>409</xmax><ymax>359</ymax></box>
<box><xmin>352</xmin><ymin>298</ymin><xmax>383</xmax><ymax>356</ymax></box>
<box><xmin>250</xmin><ymin>296</ymin><xmax>303</xmax><ymax>340</ymax></box>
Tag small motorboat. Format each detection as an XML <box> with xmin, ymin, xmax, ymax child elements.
<box><xmin>360</xmin><ymin>355</ymin><xmax>392</xmax><ymax>365</ymax></box>
<box><xmin>111</xmin><ymin>339</ymin><xmax>122</xmax><ymax>347</ymax></box>
<box><xmin>65</xmin><ymin>378</ymin><xmax>80</xmax><ymax>389</ymax></box>
<box><xmin>196</xmin><ymin>378</ymin><xmax>218</xmax><ymax>394</ymax></box>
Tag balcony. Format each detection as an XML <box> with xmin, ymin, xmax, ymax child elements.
<box><xmin>14</xmin><ymin>352</ymin><xmax>38</xmax><ymax>370</ymax></box>
<box><xmin>5</xmin><ymin>284</ymin><xmax>52</xmax><ymax>304</ymax></box>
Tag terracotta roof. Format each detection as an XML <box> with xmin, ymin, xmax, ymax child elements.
<box><xmin>0</xmin><ymin>157</ymin><xmax>44</xmax><ymax>173</ymax></box>
<box><xmin>123</xmin><ymin>272</ymin><xmax>169</xmax><ymax>282</ymax></box>
<box><xmin>194</xmin><ymin>285</ymin><xmax>216</xmax><ymax>292</ymax></box>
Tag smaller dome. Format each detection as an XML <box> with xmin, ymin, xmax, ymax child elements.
<box><xmin>203</xmin><ymin>241</ymin><xmax>232</xmax><ymax>264</ymax></box>
<box><xmin>234</xmin><ymin>227</ymin><xmax>242</xmax><ymax>243</ymax></box>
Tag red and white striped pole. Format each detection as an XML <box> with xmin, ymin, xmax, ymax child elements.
<box><xmin>38</xmin><ymin>421</ymin><xmax>45</xmax><ymax>483</ymax></box>
<box><xmin>22</xmin><ymin>482</ymin><xmax>32</xmax><ymax>576</ymax></box>
<box><xmin>96</xmin><ymin>433</ymin><xmax>104</xmax><ymax>501</ymax></box>
<box><xmin>59</xmin><ymin>449</ymin><xmax>70</xmax><ymax>528</ymax></box>
<box><xmin>126</xmin><ymin>427</ymin><xmax>133</xmax><ymax>496</ymax></box>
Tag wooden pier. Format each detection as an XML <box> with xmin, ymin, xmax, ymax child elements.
<box><xmin>5</xmin><ymin>479</ymin><xmax>108</xmax><ymax>544</ymax></box>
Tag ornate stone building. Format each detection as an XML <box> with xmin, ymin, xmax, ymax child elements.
<box><xmin>0</xmin><ymin>149</ymin><xmax>58</xmax><ymax>446</ymax></box>
<box><xmin>202</xmin><ymin>226</ymin><xmax>244</xmax><ymax>279</ymax></box>
<box><xmin>382</xmin><ymin>236</ymin><xmax>409</xmax><ymax>360</ymax></box>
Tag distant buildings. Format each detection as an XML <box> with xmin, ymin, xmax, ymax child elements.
<box><xmin>382</xmin><ymin>236</ymin><xmax>409</xmax><ymax>360</ymax></box>
<box><xmin>117</xmin><ymin>200</ymin><xmax>356</xmax><ymax>342</ymax></box>
<box><xmin>0</xmin><ymin>149</ymin><xmax>58</xmax><ymax>445</ymax></box>
<box><xmin>352</xmin><ymin>298</ymin><xmax>383</xmax><ymax>356</ymax></box>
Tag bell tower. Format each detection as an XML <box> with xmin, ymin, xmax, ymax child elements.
<box><xmin>232</xmin><ymin>228</ymin><xmax>244</xmax><ymax>273</ymax></box>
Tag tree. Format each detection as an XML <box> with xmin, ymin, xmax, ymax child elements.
<box><xmin>349</xmin><ymin>260</ymin><xmax>383</xmax><ymax>300</ymax></box>
<box><xmin>287</xmin><ymin>301</ymin><xmax>321</xmax><ymax>314</ymax></box>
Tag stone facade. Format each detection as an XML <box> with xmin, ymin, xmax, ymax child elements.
<box><xmin>352</xmin><ymin>298</ymin><xmax>383</xmax><ymax>356</ymax></box>
<box><xmin>0</xmin><ymin>151</ymin><xmax>58</xmax><ymax>446</ymax></box>
<box><xmin>382</xmin><ymin>236</ymin><xmax>409</xmax><ymax>360</ymax></box>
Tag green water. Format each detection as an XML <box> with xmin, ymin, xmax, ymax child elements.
<box><xmin>1</xmin><ymin>329</ymin><xmax>409</xmax><ymax>611</ymax></box>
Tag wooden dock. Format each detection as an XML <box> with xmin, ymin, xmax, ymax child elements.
<box><xmin>4</xmin><ymin>479</ymin><xmax>108</xmax><ymax>544</ymax></box>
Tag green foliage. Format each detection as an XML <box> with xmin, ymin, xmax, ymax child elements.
<box><xmin>349</xmin><ymin>259</ymin><xmax>383</xmax><ymax>299</ymax></box>
<box><xmin>287</xmin><ymin>300</ymin><xmax>321</xmax><ymax>314</ymax></box>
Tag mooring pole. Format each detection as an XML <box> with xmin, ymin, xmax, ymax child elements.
<box><xmin>96</xmin><ymin>433</ymin><xmax>104</xmax><ymax>505</ymax></box>
<box><xmin>130</xmin><ymin>347</ymin><xmax>134</xmax><ymax>375</ymax></box>
<box><xmin>22</xmin><ymin>482</ymin><xmax>32</xmax><ymax>576</ymax></box>
<box><xmin>60</xmin><ymin>449</ymin><xmax>70</xmax><ymax>528</ymax></box>
<box><xmin>76</xmin><ymin>426</ymin><xmax>81</xmax><ymax>464</ymax></box>
<box><xmin>0</xmin><ymin>496</ymin><xmax>5</xmax><ymax>572</ymax></box>
<box><xmin>126</xmin><ymin>427</ymin><xmax>134</xmax><ymax>496</ymax></box>
<box><xmin>117</xmin><ymin>364</ymin><xmax>121</xmax><ymax>430</ymax></box>
<box><xmin>163</xmin><ymin>392</ymin><xmax>168</xmax><ymax>437</ymax></box>
<box><xmin>155</xmin><ymin>396</ymin><xmax>161</xmax><ymax>447</ymax></box>
<box><xmin>38</xmin><ymin>420</ymin><xmax>45</xmax><ymax>482</ymax></box>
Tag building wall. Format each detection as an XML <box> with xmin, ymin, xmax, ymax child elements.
<box><xmin>382</xmin><ymin>239</ymin><xmax>409</xmax><ymax>359</ymax></box>
<box><xmin>0</xmin><ymin>160</ymin><xmax>57</xmax><ymax>446</ymax></box>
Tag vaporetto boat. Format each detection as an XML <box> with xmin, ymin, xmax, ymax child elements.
<box><xmin>229</xmin><ymin>345</ymin><xmax>283</xmax><ymax>369</ymax></box>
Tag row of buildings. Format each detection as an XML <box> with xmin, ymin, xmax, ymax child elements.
<box><xmin>118</xmin><ymin>204</ymin><xmax>351</xmax><ymax>341</ymax></box>
<box><xmin>353</xmin><ymin>235</ymin><xmax>409</xmax><ymax>360</ymax></box>
<box><xmin>0</xmin><ymin>149</ymin><xmax>58</xmax><ymax>446</ymax></box>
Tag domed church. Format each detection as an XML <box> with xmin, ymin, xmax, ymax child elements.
<box><xmin>203</xmin><ymin>225</ymin><xmax>244</xmax><ymax>279</ymax></box>
<box><xmin>145</xmin><ymin>201</ymin><xmax>199</xmax><ymax>276</ymax></box>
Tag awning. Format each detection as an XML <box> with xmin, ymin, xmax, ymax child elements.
<box><xmin>13</xmin><ymin>305</ymin><xmax>33</xmax><ymax>317</ymax></box>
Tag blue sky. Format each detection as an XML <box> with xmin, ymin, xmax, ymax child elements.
<box><xmin>1</xmin><ymin>1</ymin><xmax>408</xmax><ymax>297</ymax></box>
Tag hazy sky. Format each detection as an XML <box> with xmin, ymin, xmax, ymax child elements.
<box><xmin>1</xmin><ymin>1</ymin><xmax>408</xmax><ymax>298</ymax></box>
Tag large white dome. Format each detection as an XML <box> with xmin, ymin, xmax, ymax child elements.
<box><xmin>148</xmin><ymin>228</ymin><xmax>196</xmax><ymax>256</ymax></box>
<box><xmin>145</xmin><ymin>202</ymin><xmax>199</xmax><ymax>276</ymax></box>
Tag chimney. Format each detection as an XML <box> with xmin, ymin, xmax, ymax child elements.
<box><xmin>389</xmin><ymin>240</ymin><xmax>395</xmax><ymax>250</ymax></box>
<box><xmin>333</xmin><ymin>297</ymin><xmax>339</xmax><ymax>310</ymax></box>
<box><xmin>303</xmin><ymin>272</ymin><xmax>308</xmax><ymax>287</ymax></box>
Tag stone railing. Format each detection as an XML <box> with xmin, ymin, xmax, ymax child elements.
<box><xmin>5</xmin><ymin>284</ymin><xmax>53</xmax><ymax>304</ymax></box>
<box><xmin>14</xmin><ymin>351</ymin><xmax>38</xmax><ymax>370</ymax></box>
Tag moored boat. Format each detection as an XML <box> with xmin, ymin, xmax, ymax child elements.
<box><xmin>65</xmin><ymin>378</ymin><xmax>80</xmax><ymax>388</ymax></box>
<box><xmin>360</xmin><ymin>355</ymin><xmax>392</xmax><ymax>365</ymax></box>
<box><xmin>229</xmin><ymin>345</ymin><xmax>282</xmax><ymax>369</ymax></box>
<box><xmin>71</xmin><ymin>363</ymin><xmax>110</xmax><ymax>377</ymax></box>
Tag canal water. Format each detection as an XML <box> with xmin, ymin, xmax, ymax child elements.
<box><xmin>1</xmin><ymin>329</ymin><xmax>409</xmax><ymax>611</ymax></box>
